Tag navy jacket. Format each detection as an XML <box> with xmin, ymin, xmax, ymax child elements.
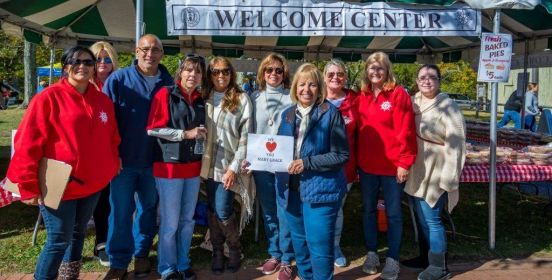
<box><xmin>103</xmin><ymin>60</ymin><xmax>174</xmax><ymax>168</ymax></box>
<box><xmin>275</xmin><ymin>100</ymin><xmax>349</xmax><ymax>208</ymax></box>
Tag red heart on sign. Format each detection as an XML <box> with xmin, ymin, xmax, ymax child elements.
<box><xmin>266</xmin><ymin>141</ymin><xmax>277</xmax><ymax>152</ymax></box>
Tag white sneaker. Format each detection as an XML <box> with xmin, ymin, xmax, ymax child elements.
<box><xmin>362</xmin><ymin>251</ymin><xmax>380</xmax><ymax>275</ymax></box>
<box><xmin>380</xmin><ymin>257</ymin><xmax>400</xmax><ymax>280</ymax></box>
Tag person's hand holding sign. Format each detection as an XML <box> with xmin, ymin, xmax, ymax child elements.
<box><xmin>288</xmin><ymin>159</ymin><xmax>304</xmax><ymax>175</ymax></box>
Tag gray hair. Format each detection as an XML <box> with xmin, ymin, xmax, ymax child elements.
<box><xmin>323</xmin><ymin>58</ymin><xmax>347</xmax><ymax>76</ymax></box>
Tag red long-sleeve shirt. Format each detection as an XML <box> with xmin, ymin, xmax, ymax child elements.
<box><xmin>336</xmin><ymin>89</ymin><xmax>359</xmax><ymax>183</ymax></box>
<box><xmin>7</xmin><ymin>78</ymin><xmax>120</xmax><ymax>200</ymax></box>
<box><xmin>357</xmin><ymin>86</ymin><xmax>417</xmax><ymax>176</ymax></box>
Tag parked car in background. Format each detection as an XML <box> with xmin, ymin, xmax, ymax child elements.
<box><xmin>447</xmin><ymin>93</ymin><xmax>474</xmax><ymax>109</ymax></box>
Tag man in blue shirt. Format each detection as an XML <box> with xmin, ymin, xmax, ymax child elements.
<box><xmin>103</xmin><ymin>34</ymin><xmax>174</xmax><ymax>279</ymax></box>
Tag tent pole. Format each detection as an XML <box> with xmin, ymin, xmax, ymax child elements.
<box><xmin>135</xmin><ymin>0</ymin><xmax>144</xmax><ymax>55</ymax></box>
<box><xmin>489</xmin><ymin>9</ymin><xmax>500</xmax><ymax>250</ymax></box>
<box><xmin>48</xmin><ymin>47</ymin><xmax>55</xmax><ymax>86</ymax></box>
<box><xmin>520</xmin><ymin>39</ymin><xmax>530</xmax><ymax>124</ymax></box>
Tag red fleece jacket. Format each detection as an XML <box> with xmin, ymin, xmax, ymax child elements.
<box><xmin>335</xmin><ymin>89</ymin><xmax>359</xmax><ymax>183</ymax></box>
<box><xmin>357</xmin><ymin>85</ymin><xmax>417</xmax><ymax>176</ymax></box>
<box><xmin>7</xmin><ymin>78</ymin><xmax>120</xmax><ymax>200</ymax></box>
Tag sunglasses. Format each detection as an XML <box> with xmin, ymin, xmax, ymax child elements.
<box><xmin>69</xmin><ymin>59</ymin><xmax>95</xmax><ymax>67</ymax></box>
<box><xmin>186</xmin><ymin>53</ymin><xmax>205</xmax><ymax>63</ymax></box>
<box><xmin>96</xmin><ymin>57</ymin><xmax>112</xmax><ymax>64</ymax></box>
<box><xmin>326</xmin><ymin>71</ymin><xmax>345</xmax><ymax>79</ymax></box>
<box><xmin>137</xmin><ymin>47</ymin><xmax>163</xmax><ymax>55</ymax></box>
<box><xmin>265</xmin><ymin>67</ymin><xmax>284</xmax><ymax>75</ymax></box>
<box><xmin>211</xmin><ymin>68</ymin><xmax>231</xmax><ymax>76</ymax></box>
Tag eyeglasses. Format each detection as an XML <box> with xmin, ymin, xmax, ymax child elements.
<box><xmin>211</xmin><ymin>68</ymin><xmax>231</xmax><ymax>76</ymax></box>
<box><xmin>367</xmin><ymin>66</ymin><xmax>386</xmax><ymax>72</ymax></box>
<box><xmin>69</xmin><ymin>59</ymin><xmax>95</xmax><ymax>67</ymax></box>
<box><xmin>265</xmin><ymin>67</ymin><xmax>284</xmax><ymax>75</ymax></box>
<box><xmin>137</xmin><ymin>47</ymin><xmax>163</xmax><ymax>55</ymax></box>
<box><xmin>96</xmin><ymin>57</ymin><xmax>112</xmax><ymax>64</ymax></box>
<box><xmin>326</xmin><ymin>71</ymin><xmax>345</xmax><ymax>79</ymax></box>
<box><xmin>417</xmin><ymin>76</ymin><xmax>440</xmax><ymax>82</ymax></box>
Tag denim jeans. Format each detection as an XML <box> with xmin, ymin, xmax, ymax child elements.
<box><xmin>205</xmin><ymin>179</ymin><xmax>235</xmax><ymax>221</ymax></box>
<box><xmin>106</xmin><ymin>167</ymin><xmax>159</xmax><ymax>269</ymax></box>
<box><xmin>155</xmin><ymin>177</ymin><xmax>200</xmax><ymax>276</ymax></box>
<box><xmin>334</xmin><ymin>183</ymin><xmax>353</xmax><ymax>250</ymax></box>
<box><xmin>34</xmin><ymin>192</ymin><xmax>101</xmax><ymax>280</ymax></box>
<box><xmin>358</xmin><ymin>170</ymin><xmax>404</xmax><ymax>260</ymax></box>
<box><xmin>285</xmin><ymin>190</ymin><xmax>339</xmax><ymax>280</ymax></box>
<box><xmin>497</xmin><ymin>110</ymin><xmax>521</xmax><ymax>129</ymax></box>
<box><xmin>410</xmin><ymin>193</ymin><xmax>448</xmax><ymax>254</ymax></box>
<box><xmin>525</xmin><ymin>114</ymin><xmax>536</xmax><ymax>131</ymax></box>
<box><xmin>253</xmin><ymin>171</ymin><xmax>294</xmax><ymax>264</ymax></box>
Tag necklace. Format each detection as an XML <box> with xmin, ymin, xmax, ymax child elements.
<box><xmin>264</xmin><ymin>90</ymin><xmax>285</xmax><ymax>126</ymax></box>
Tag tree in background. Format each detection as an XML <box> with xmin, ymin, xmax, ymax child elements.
<box><xmin>439</xmin><ymin>60</ymin><xmax>477</xmax><ymax>99</ymax></box>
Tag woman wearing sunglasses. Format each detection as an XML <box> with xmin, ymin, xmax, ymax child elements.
<box><xmin>88</xmin><ymin>40</ymin><xmax>120</xmax><ymax>267</ymax></box>
<box><xmin>200</xmin><ymin>56</ymin><xmax>253</xmax><ymax>275</ymax></box>
<box><xmin>246</xmin><ymin>52</ymin><xmax>295</xmax><ymax>279</ymax></box>
<box><xmin>323</xmin><ymin>58</ymin><xmax>359</xmax><ymax>268</ymax></box>
<box><xmin>90</xmin><ymin>41</ymin><xmax>119</xmax><ymax>91</ymax></box>
<box><xmin>145</xmin><ymin>54</ymin><xmax>207</xmax><ymax>280</ymax></box>
<box><xmin>6</xmin><ymin>46</ymin><xmax>120</xmax><ymax>280</ymax></box>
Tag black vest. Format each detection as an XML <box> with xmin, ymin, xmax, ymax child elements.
<box><xmin>155</xmin><ymin>86</ymin><xmax>206</xmax><ymax>163</ymax></box>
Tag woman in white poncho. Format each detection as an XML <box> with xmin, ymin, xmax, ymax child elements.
<box><xmin>405</xmin><ymin>64</ymin><xmax>466</xmax><ymax>280</ymax></box>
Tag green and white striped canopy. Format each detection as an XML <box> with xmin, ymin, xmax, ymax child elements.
<box><xmin>1</xmin><ymin>0</ymin><xmax>552</xmax><ymax>62</ymax></box>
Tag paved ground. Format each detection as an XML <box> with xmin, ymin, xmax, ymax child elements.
<box><xmin>2</xmin><ymin>257</ymin><xmax>552</xmax><ymax>280</ymax></box>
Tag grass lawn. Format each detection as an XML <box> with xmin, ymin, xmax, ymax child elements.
<box><xmin>1</xmin><ymin>108</ymin><xmax>552</xmax><ymax>274</ymax></box>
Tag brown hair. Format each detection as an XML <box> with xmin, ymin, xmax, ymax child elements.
<box><xmin>205</xmin><ymin>56</ymin><xmax>243</xmax><ymax>112</ymax></box>
<box><xmin>361</xmin><ymin>51</ymin><xmax>397</xmax><ymax>92</ymax></box>
<box><xmin>256</xmin><ymin>52</ymin><xmax>290</xmax><ymax>91</ymax></box>
<box><xmin>174</xmin><ymin>55</ymin><xmax>207</xmax><ymax>91</ymax></box>
<box><xmin>89</xmin><ymin>41</ymin><xmax>119</xmax><ymax>71</ymax></box>
<box><xmin>290</xmin><ymin>63</ymin><xmax>326</xmax><ymax>106</ymax></box>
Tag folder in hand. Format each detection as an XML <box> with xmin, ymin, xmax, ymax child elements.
<box><xmin>3</xmin><ymin>158</ymin><xmax>72</xmax><ymax>210</ymax></box>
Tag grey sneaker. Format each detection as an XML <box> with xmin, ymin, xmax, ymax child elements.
<box><xmin>362</xmin><ymin>251</ymin><xmax>380</xmax><ymax>275</ymax></box>
<box><xmin>380</xmin><ymin>257</ymin><xmax>400</xmax><ymax>280</ymax></box>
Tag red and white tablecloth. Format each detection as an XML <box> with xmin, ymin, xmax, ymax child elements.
<box><xmin>0</xmin><ymin>188</ymin><xmax>18</xmax><ymax>208</ymax></box>
<box><xmin>460</xmin><ymin>164</ymin><xmax>552</xmax><ymax>182</ymax></box>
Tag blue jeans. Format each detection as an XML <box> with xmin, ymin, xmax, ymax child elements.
<box><xmin>285</xmin><ymin>190</ymin><xmax>339</xmax><ymax>280</ymax></box>
<box><xmin>525</xmin><ymin>114</ymin><xmax>536</xmax><ymax>131</ymax></box>
<box><xmin>410</xmin><ymin>193</ymin><xmax>447</xmax><ymax>254</ymax></box>
<box><xmin>253</xmin><ymin>171</ymin><xmax>294</xmax><ymax>264</ymax></box>
<box><xmin>497</xmin><ymin>110</ymin><xmax>521</xmax><ymax>128</ymax></box>
<box><xmin>34</xmin><ymin>192</ymin><xmax>100</xmax><ymax>280</ymax></box>
<box><xmin>156</xmin><ymin>177</ymin><xmax>200</xmax><ymax>276</ymax></box>
<box><xmin>205</xmin><ymin>179</ymin><xmax>235</xmax><ymax>221</ymax></box>
<box><xmin>106</xmin><ymin>167</ymin><xmax>159</xmax><ymax>269</ymax></box>
<box><xmin>358</xmin><ymin>170</ymin><xmax>404</xmax><ymax>260</ymax></box>
<box><xmin>334</xmin><ymin>183</ymin><xmax>353</xmax><ymax>251</ymax></box>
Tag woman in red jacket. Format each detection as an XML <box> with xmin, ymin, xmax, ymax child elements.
<box><xmin>356</xmin><ymin>52</ymin><xmax>417</xmax><ymax>280</ymax></box>
<box><xmin>323</xmin><ymin>58</ymin><xmax>358</xmax><ymax>268</ymax></box>
<box><xmin>6</xmin><ymin>46</ymin><xmax>120</xmax><ymax>280</ymax></box>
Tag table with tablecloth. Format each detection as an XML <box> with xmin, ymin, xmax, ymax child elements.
<box><xmin>460</xmin><ymin>164</ymin><xmax>552</xmax><ymax>183</ymax></box>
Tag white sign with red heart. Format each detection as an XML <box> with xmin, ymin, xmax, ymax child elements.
<box><xmin>246</xmin><ymin>133</ymin><xmax>294</xmax><ymax>172</ymax></box>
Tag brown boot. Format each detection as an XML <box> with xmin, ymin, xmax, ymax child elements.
<box><xmin>219</xmin><ymin>213</ymin><xmax>241</xmax><ymax>273</ymax></box>
<box><xmin>208</xmin><ymin>211</ymin><xmax>225</xmax><ymax>275</ymax></box>
<box><xmin>58</xmin><ymin>260</ymin><xmax>82</xmax><ymax>280</ymax></box>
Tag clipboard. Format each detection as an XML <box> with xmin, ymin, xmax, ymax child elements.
<box><xmin>3</xmin><ymin>158</ymin><xmax>72</xmax><ymax>209</ymax></box>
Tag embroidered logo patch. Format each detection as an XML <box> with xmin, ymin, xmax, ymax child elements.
<box><xmin>380</xmin><ymin>101</ymin><xmax>392</xmax><ymax>111</ymax></box>
<box><xmin>343</xmin><ymin>116</ymin><xmax>352</xmax><ymax>125</ymax></box>
<box><xmin>99</xmin><ymin>111</ymin><xmax>108</xmax><ymax>124</ymax></box>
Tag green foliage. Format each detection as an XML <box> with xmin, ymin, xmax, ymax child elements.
<box><xmin>393</xmin><ymin>63</ymin><xmax>419</xmax><ymax>93</ymax></box>
<box><xmin>439</xmin><ymin>61</ymin><xmax>478</xmax><ymax>98</ymax></box>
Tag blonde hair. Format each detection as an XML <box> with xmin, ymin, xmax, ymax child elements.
<box><xmin>256</xmin><ymin>52</ymin><xmax>290</xmax><ymax>91</ymax></box>
<box><xmin>205</xmin><ymin>56</ymin><xmax>243</xmax><ymax>112</ymax></box>
<box><xmin>290</xmin><ymin>63</ymin><xmax>326</xmax><ymax>106</ymax></box>
<box><xmin>89</xmin><ymin>41</ymin><xmax>119</xmax><ymax>72</ymax></box>
<box><xmin>361</xmin><ymin>51</ymin><xmax>397</xmax><ymax>92</ymax></box>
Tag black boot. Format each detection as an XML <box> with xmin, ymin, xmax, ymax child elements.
<box><xmin>402</xmin><ymin>233</ymin><xmax>429</xmax><ymax>270</ymax></box>
<box><xmin>219</xmin><ymin>213</ymin><xmax>241</xmax><ymax>273</ymax></box>
<box><xmin>208</xmin><ymin>211</ymin><xmax>225</xmax><ymax>275</ymax></box>
<box><xmin>417</xmin><ymin>252</ymin><xmax>451</xmax><ymax>280</ymax></box>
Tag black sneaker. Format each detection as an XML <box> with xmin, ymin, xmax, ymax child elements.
<box><xmin>161</xmin><ymin>271</ymin><xmax>181</xmax><ymax>280</ymax></box>
<box><xmin>94</xmin><ymin>243</ymin><xmax>110</xmax><ymax>267</ymax></box>
<box><xmin>180</xmin><ymin>269</ymin><xmax>197</xmax><ymax>280</ymax></box>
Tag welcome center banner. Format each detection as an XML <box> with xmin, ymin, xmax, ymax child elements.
<box><xmin>166</xmin><ymin>0</ymin><xmax>481</xmax><ymax>37</ymax></box>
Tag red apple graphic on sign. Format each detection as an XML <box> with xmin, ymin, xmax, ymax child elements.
<box><xmin>266</xmin><ymin>140</ymin><xmax>277</xmax><ymax>152</ymax></box>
